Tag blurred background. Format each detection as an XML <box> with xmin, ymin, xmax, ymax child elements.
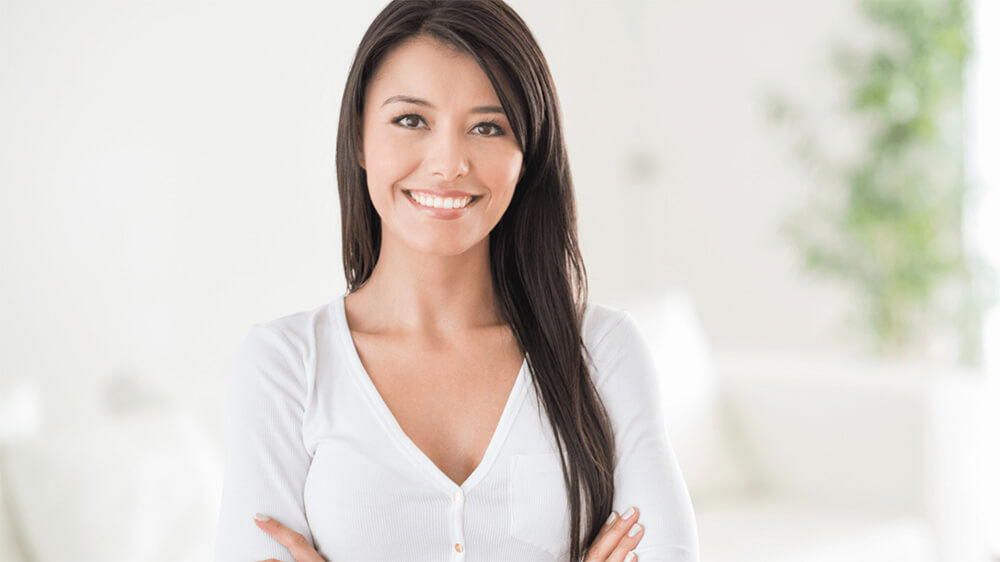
<box><xmin>1</xmin><ymin>0</ymin><xmax>997</xmax><ymax>560</ymax></box>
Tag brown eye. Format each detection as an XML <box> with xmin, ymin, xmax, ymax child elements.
<box><xmin>392</xmin><ymin>114</ymin><xmax>426</xmax><ymax>129</ymax></box>
<box><xmin>473</xmin><ymin>122</ymin><xmax>506</xmax><ymax>137</ymax></box>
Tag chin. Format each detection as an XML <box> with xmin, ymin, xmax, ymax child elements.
<box><xmin>409</xmin><ymin>235</ymin><xmax>485</xmax><ymax>257</ymax></box>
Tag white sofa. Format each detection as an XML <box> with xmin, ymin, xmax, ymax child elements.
<box><xmin>608</xmin><ymin>290</ymin><xmax>996</xmax><ymax>562</ymax></box>
<box><xmin>0</xmin><ymin>289</ymin><xmax>995</xmax><ymax>561</ymax></box>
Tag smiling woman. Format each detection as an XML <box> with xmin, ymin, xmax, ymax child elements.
<box><xmin>213</xmin><ymin>1</ymin><xmax>698</xmax><ymax>561</ymax></box>
<box><xmin>357</xmin><ymin>34</ymin><xmax>524</xmax><ymax>255</ymax></box>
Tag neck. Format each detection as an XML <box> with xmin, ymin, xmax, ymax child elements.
<box><xmin>346</xmin><ymin>234</ymin><xmax>503</xmax><ymax>336</ymax></box>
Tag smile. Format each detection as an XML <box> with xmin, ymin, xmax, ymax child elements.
<box><xmin>404</xmin><ymin>189</ymin><xmax>480</xmax><ymax>209</ymax></box>
<box><xmin>402</xmin><ymin>189</ymin><xmax>482</xmax><ymax>220</ymax></box>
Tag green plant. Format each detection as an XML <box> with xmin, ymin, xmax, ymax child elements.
<box><xmin>765</xmin><ymin>0</ymin><xmax>996</xmax><ymax>365</ymax></box>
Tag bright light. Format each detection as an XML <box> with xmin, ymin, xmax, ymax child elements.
<box><xmin>969</xmin><ymin>0</ymin><xmax>1000</xmax><ymax>375</ymax></box>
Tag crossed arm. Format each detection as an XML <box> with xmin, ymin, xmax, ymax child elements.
<box><xmin>214</xmin><ymin>313</ymin><xmax>699</xmax><ymax>561</ymax></box>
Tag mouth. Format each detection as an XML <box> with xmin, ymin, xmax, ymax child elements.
<box><xmin>402</xmin><ymin>189</ymin><xmax>483</xmax><ymax>210</ymax></box>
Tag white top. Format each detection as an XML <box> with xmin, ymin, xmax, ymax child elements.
<box><xmin>214</xmin><ymin>293</ymin><xmax>699</xmax><ymax>562</ymax></box>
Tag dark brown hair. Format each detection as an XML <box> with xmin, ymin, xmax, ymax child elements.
<box><xmin>335</xmin><ymin>1</ymin><xmax>616</xmax><ymax>559</ymax></box>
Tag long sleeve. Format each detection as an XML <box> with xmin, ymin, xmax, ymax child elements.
<box><xmin>590</xmin><ymin>312</ymin><xmax>700</xmax><ymax>562</ymax></box>
<box><xmin>214</xmin><ymin>323</ymin><xmax>315</xmax><ymax>562</ymax></box>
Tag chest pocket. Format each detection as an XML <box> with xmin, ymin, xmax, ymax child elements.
<box><xmin>509</xmin><ymin>452</ymin><xmax>572</xmax><ymax>559</ymax></box>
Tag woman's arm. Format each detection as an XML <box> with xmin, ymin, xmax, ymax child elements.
<box><xmin>214</xmin><ymin>323</ymin><xmax>315</xmax><ymax>562</ymax></box>
<box><xmin>589</xmin><ymin>312</ymin><xmax>700</xmax><ymax>562</ymax></box>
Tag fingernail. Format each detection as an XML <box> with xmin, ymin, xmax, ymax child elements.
<box><xmin>625</xmin><ymin>551</ymin><xmax>637</xmax><ymax>562</ymax></box>
<box><xmin>254</xmin><ymin>512</ymin><xmax>271</xmax><ymax>522</ymax></box>
<box><xmin>622</xmin><ymin>506</ymin><xmax>635</xmax><ymax>519</ymax></box>
<box><xmin>628</xmin><ymin>523</ymin><xmax>642</xmax><ymax>537</ymax></box>
<box><xmin>605</xmin><ymin>512</ymin><xmax>617</xmax><ymax>525</ymax></box>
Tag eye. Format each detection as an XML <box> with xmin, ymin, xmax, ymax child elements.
<box><xmin>391</xmin><ymin>113</ymin><xmax>427</xmax><ymax>130</ymax></box>
<box><xmin>473</xmin><ymin>121</ymin><xmax>506</xmax><ymax>137</ymax></box>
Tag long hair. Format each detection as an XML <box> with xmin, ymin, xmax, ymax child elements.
<box><xmin>335</xmin><ymin>1</ymin><xmax>616</xmax><ymax>559</ymax></box>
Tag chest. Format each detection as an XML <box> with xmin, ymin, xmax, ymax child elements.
<box><xmin>348</xmin><ymin>329</ymin><xmax>526</xmax><ymax>486</ymax></box>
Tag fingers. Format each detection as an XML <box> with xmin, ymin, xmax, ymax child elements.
<box><xmin>253</xmin><ymin>513</ymin><xmax>325</xmax><ymax>562</ymax></box>
<box><xmin>583</xmin><ymin>505</ymin><xmax>644</xmax><ymax>561</ymax></box>
<box><xmin>607</xmin><ymin>512</ymin><xmax>643</xmax><ymax>562</ymax></box>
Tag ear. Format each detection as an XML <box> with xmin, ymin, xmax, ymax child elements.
<box><xmin>358</xmin><ymin>148</ymin><xmax>365</xmax><ymax>170</ymax></box>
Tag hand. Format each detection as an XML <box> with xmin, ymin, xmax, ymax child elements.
<box><xmin>250</xmin><ymin>509</ymin><xmax>644</xmax><ymax>562</ymax></box>
<box><xmin>583</xmin><ymin>506</ymin><xmax>645</xmax><ymax>562</ymax></box>
<box><xmin>253</xmin><ymin>513</ymin><xmax>326</xmax><ymax>562</ymax></box>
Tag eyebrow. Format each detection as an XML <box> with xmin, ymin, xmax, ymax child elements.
<box><xmin>381</xmin><ymin>95</ymin><xmax>505</xmax><ymax>115</ymax></box>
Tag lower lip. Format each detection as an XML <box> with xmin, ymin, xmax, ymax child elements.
<box><xmin>404</xmin><ymin>191</ymin><xmax>480</xmax><ymax>220</ymax></box>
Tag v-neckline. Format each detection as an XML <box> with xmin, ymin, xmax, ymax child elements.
<box><xmin>331</xmin><ymin>293</ymin><xmax>530</xmax><ymax>494</ymax></box>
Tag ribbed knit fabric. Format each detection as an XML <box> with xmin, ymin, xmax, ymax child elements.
<box><xmin>214</xmin><ymin>293</ymin><xmax>699</xmax><ymax>562</ymax></box>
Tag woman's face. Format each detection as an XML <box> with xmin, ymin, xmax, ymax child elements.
<box><xmin>359</xmin><ymin>35</ymin><xmax>524</xmax><ymax>257</ymax></box>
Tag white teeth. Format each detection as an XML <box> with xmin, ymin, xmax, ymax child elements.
<box><xmin>408</xmin><ymin>191</ymin><xmax>472</xmax><ymax>209</ymax></box>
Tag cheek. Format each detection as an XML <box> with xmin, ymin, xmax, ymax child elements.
<box><xmin>477</xmin><ymin>146</ymin><xmax>523</xmax><ymax>199</ymax></box>
<box><xmin>364</xmin><ymin>129</ymin><xmax>420</xmax><ymax>186</ymax></box>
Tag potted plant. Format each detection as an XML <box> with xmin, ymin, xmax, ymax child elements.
<box><xmin>765</xmin><ymin>0</ymin><xmax>996</xmax><ymax>365</ymax></box>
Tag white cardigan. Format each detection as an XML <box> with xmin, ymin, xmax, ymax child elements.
<box><xmin>213</xmin><ymin>293</ymin><xmax>698</xmax><ymax>562</ymax></box>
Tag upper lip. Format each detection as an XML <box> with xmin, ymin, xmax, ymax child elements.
<box><xmin>405</xmin><ymin>188</ymin><xmax>478</xmax><ymax>199</ymax></box>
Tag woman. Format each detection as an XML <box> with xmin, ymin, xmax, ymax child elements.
<box><xmin>214</xmin><ymin>1</ymin><xmax>699</xmax><ymax>561</ymax></box>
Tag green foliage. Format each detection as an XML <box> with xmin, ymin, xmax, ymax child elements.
<box><xmin>765</xmin><ymin>0</ymin><xmax>996</xmax><ymax>364</ymax></box>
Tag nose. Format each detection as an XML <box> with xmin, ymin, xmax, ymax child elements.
<box><xmin>424</xmin><ymin>127</ymin><xmax>470</xmax><ymax>181</ymax></box>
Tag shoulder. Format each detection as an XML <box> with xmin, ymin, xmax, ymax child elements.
<box><xmin>582</xmin><ymin>300</ymin><xmax>635</xmax><ymax>353</ymax></box>
<box><xmin>230</xmin><ymin>299</ymin><xmax>337</xmax><ymax>388</ymax></box>
<box><xmin>244</xmin><ymin>299</ymin><xmax>337</xmax><ymax>356</ymax></box>
<box><xmin>259</xmin><ymin>299</ymin><xmax>336</xmax><ymax>341</ymax></box>
<box><xmin>581</xmin><ymin>300</ymin><xmax>654</xmax><ymax>388</ymax></box>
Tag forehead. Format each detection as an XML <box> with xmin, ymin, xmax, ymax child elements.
<box><xmin>367</xmin><ymin>36</ymin><xmax>500</xmax><ymax>108</ymax></box>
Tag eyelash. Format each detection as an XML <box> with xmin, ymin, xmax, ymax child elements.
<box><xmin>390</xmin><ymin>112</ymin><xmax>506</xmax><ymax>137</ymax></box>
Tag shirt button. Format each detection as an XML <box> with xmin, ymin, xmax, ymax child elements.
<box><xmin>454</xmin><ymin>543</ymin><xmax>464</xmax><ymax>553</ymax></box>
<box><xmin>453</xmin><ymin>489</ymin><xmax>463</xmax><ymax>503</ymax></box>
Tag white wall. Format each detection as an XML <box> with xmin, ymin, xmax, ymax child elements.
<box><xmin>0</xmin><ymin>0</ymin><xmax>881</xmax><ymax>432</ymax></box>
<box><xmin>517</xmin><ymin>0</ymin><xmax>878</xmax><ymax>353</ymax></box>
